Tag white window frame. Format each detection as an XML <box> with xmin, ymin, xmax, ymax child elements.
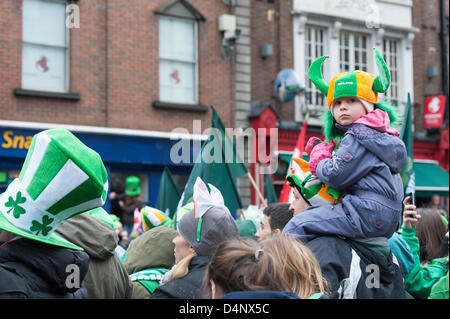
<box><xmin>21</xmin><ymin>0</ymin><xmax>70</xmax><ymax>93</ymax></box>
<box><xmin>294</xmin><ymin>15</ymin><xmax>413</xmax><ymax>126</ymax></box>
<box><xmin>294</xmin><ymin>18</ymin><xmax>332</xmax><ymax>125</ymax></box>
<box><xmin>339</xmin><ymin>30</ymin><xmax>370</xmax><ymax>73</ymax></box>
<box><xmin>383</xmin><ymin>37</ymin><xmax>400</xmax><ymax>105</ymax></box>
<box><xmin>158</xmin><ymin>16</ymin><xmax>199</xmax><ymax>105</ymax></box>
<box><xmin>304</xmin><ymin>25</ymin><xmax>328</xmax><ymax>115</ymax></box>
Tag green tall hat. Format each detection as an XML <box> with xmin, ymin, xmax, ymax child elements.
<box><xmin>0</xmin><ymin>128</ymin><xmax>109</xmax><ymax>250</ymax></box>
<box><xmin>307</xmin><ymin>48</ymin><xmax>398</xmax><ymax>141</ymax></box>
<box><xmin>125</xmin><ymin>176</ymin><xmax>141</xmax><ymax>196</ymax></box>
<box><xmin>307</xmin><ymin>48</ymin><xmax>391</xmax><ymax>108</ymax></box>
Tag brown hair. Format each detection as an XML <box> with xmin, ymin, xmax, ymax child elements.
<box><xmin>415</xmin><ymin>208</ymin><xmax>447</xmax><ymax>262</ymax></box>
<box><xmin>260</xmin><ymin>234</ymin><xmax>329</xmax><ymax>298</ymax></box>
<box><xmin>203</xmin><ymin>235</ymin><xmax>329</xmax><ymax>298</ymax></box>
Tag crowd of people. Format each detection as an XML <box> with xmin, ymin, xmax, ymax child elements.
<box><xmin>0</xmin><ymin>48</ymin><xmax>448</xmax><ymax>300</ymax></box>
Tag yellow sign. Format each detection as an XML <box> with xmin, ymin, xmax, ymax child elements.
<box><xmin>1</xmin><ymin>131</ymin><xmax>33</xmax><ymax>150</ymax></box>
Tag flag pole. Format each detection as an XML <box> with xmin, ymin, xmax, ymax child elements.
<box><xmin>240</xmin><ymin>208</ymin><xmax>247</xmax><ymax>220</ymax></box>
<box><xmin>279</xmin><ymin>111</ymin><xmax>310</xmax><ymax>203</ymax></box>
<box><xmin>247</xmin><ymin>172</ymin><xmax>267</xmax><ymax>208</ymax></box>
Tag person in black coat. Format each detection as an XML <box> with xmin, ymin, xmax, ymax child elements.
<box><xmin>0</xmin><ymin>128</ymin><xmax>109</xmax><ymax>299</ymax></box>
<box><xmin>151</xmin><ymin>178</ymin><xmax>239</xmax><ymax>299</ymax></box>
<box><xmin>0</xmin><ymin>236</ymin><xmax>89</xmax><ymax>298</ymax></box>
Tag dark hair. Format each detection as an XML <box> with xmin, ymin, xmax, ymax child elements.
<box><xmin>262</xmin><ymin>203</ymin><xmax>293</xmax><ymax>231</ymax></box>
<box><xmin>415</xmin><ymin>208</ymin><xmax>447</xmax><ymax>262</ymax></box>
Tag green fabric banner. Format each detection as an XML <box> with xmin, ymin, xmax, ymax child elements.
<box><xmin>399</xmin><ymin>93</ymin><xmax>415</xmax><ymax>196</ymax></box>
<box><xmin>264</xmin><ymin>174</ymin><xmax>278</xmax><ymax>204</ymax></box>
<box><xmin>156</xmin><ymin>167</ymin><xmax>182</xmax><ymax>218</ymax></box>
<box><xmin>180</xmin><ymin>106</ymin><xmax>244</xmax><ymax>212</ymax></box>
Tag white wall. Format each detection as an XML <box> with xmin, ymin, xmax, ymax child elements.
<box><xmin>292</xmin><ymin>0</ymin><xmax>417</xmax><ymax>123</ymax></box>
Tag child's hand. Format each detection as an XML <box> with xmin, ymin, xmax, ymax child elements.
<box><xmin>305</xmin><ymin>137</ymin><xmax>323</xmax><ymax>156</ymax></box>
<box><xmin>308</xmin><ymin>141</ymin><xmax>335</xmax><ymax>175</ymax></box>
<box><xmin>402</xmin><ymin>196</ymin><xmax>421</xmax><ymax>229</ymax></box>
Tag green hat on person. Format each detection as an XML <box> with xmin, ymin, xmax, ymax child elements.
<box><xmin>125</xmin><ymin>176</ymin><xmax>141</xmax><ymax>196</ymax></box>
<box><xmin>286</xmin><ymin>157</ymin><xmax>341</xmax><ymax>207</ymax></box>
<box><xmin>141</xmin><ymin>206</ymin><xmax>172</xmax><ymax>231</ymax></box>
<box><xmin>87</xmin><ymin>207</ymin><xmax>116</xmax><ymax>230</ymax></box>
<box><xmin>0</xmin><ymin>128</ymin><xmax>109</xmax><ymax>251</ymax></box>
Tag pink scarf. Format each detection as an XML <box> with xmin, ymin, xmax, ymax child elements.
<box><xmin>354</xmin><ymin>109</ymin><xmax>400</xmax><ymax>137</ymax></box>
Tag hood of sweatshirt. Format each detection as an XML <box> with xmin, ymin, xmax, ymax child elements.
<box><xmin>123</xmin><ymin>226</ymin><xmax>177</xmax><ymax>274</ymax></box>
<box><xmin>55</xmin><ymin>212</ymin><xmax>118</xmax><ymax>260</ymax></box>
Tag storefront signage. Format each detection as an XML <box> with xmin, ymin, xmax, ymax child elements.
<box><xmin>424</xmin><ymin>95</ymin><xmax>446</xmax><ymax>128</ymax></box>
<box><xmin>1</xmin><ymin>130</ymin><xmax>33</xmax><ymax>150</ymax></box>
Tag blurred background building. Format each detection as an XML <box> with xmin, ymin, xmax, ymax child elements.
<box><xmin>0</xmin><ymin>0</ymin><xmax>448</xmax><ymax>210</ymax></box>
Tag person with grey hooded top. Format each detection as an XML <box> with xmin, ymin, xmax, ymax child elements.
<box><xmin>284</xmin><ymin>48</ymin><xmax>407</xmax><ymax>243</ymax></box>
<box><xmin>150</xmin><ymin>177</ymin><xmax>239</xmax><ymax>299</ymax></box>
<box><xmin>55</xmin><ymin>208</ymin><xmax>133</xmax><ymax>299</ymax></box>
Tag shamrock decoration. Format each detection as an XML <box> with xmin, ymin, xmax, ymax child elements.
<box><xmin>4</xmin><ymin>191</ymin><xmax>27</xmax><ymax>219</ymax></box>
<box><xmin>30</xmin><ymin>215</ymin><xmax>54</xmax><ymax>236</ymax></box>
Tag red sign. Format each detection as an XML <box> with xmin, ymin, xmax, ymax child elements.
<box><xmin>424</xmin><ymin>95</ymin><xmax>446</xmax><ymax>128</ymax></box>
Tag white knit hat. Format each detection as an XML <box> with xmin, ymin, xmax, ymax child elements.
<box><xmin>331</xmin><ymin>97</ymin><xmax>375</xmax><ymax>115</ymax></box>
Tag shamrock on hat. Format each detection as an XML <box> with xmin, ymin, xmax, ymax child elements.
<box><xmin>0</xmin><ymin>128</ymin><xmax>109</xmax><ymax>250</ymax></box>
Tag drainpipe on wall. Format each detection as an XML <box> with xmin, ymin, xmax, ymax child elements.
<box><xmin>440</xmin><ymin>0</ymin><xmax>449</xmax><ymax>127</ymax></box>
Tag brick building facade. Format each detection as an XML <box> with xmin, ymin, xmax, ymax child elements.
<box><xmin>0</xmin><ymin>0</ymin><xmax>234</xmax><ymax>131</ymax></box>
<box><xmin>1</xmin><ymin>0</ymin><xmax>448</xmax><ymax>208</ymax></box>
<box><xmin>0</xmin><ymin>0</ymin><xmax>249</xmax><ymax>208</ymax></box>
<box><xmin>248</xmin><ymin>0</ymin><xmax>448</xmax><ymax>202</ymax></box>
<box><xmin>411</xmin><ymin>0</ymin><xmax>449</xmax><ymax>172</ymax></box>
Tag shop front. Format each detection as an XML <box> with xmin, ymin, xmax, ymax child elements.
<box><xmin>0</xmin><ymin>121</ymin><xmax>204</xmax><ymax>213</ymax></box>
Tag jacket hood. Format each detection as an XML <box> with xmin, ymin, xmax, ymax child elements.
<box><xmin>336</xmin><ymin>121</ymin><xmax>407</xmax><ymax>174</ymax></box>
<box><xmin>123</xmin><ymin>226</ymin><xmax>177</xmax><ymax>274</ymax></box>
<box><xmin>306</xmin><ymin>236</ymin><xmax>405</xmax><ymax>298</ymax></box>
<box><xmin>55</xmin><ymin>212</ymin><xmax>118</xmax><ymax>260</ymax></box>
<box><xmin>349</xmin><ymin>239</ymin><xmax>400</xmax><ymax>285</ymax></box>
<box><xmin>0</xmin><ymin>237</ymin><xmax>89</xmax><ymax>294</ymax></box>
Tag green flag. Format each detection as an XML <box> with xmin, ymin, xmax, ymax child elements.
<box><xmin>180</xmin><ymin>135</ymin><xmax>243</xmax><ymax>212</ymax></box>
<box><xmin>399</xmin><ymin>93</ymin><xmax>415</xmax><ymax>196</ymax></box>
<box><xmin>156</xmin><ymin>167</ymin><xmax>182</xmax><ymax>218</ymax></box>
<box><xmin>210</xmin><ymin>105</ymin><xmax>248</xmax><ymax>179</ymax></box>
<box><xmin>179</xmin><ymin>107</ymin><xmax>244</xmax><ymax>212</ymax></box>
<box><xmin>264</xmin><ymin>174</ymin><xmax>278</xmax><ymax>204</ymax></box>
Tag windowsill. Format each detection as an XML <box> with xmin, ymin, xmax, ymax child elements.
<box><xmin>152</xmin><ymin>100</ymin><xmax>208</xmax><ymax>112</ymax></box>
<box><xmin>14</xmin><ymin>88</ymin><xmax>80</xmax><ymax>101</ymax></box>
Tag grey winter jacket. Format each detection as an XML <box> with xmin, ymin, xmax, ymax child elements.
<box><xmin>55</xmin><ymin>213</ymin><xmax>133</xmax><ymax>298</ymax></box>
<box><xmin>284</xmin><ymin>123</ymin><xmax>407</xmax><ymax>241</ymax></box>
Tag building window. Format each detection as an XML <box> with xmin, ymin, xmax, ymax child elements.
<box><xmin>383</xmin><ymin>38</ymin><xmax>399</xmax><ymax>105</ymax></box>
<box><xmin>305</xmin><ymin>26</ymin><xmax>327</xmax><ymax>112</ymax></box>
<box><xmin>159</xmin><ymin>16</ymin><xmax>198</xmax><ymax>104</ymax></box>
<box><xmin>339</xmin><ymin>31</ymin><xmax>369</xmax><ymax>72</ymax></box>
<box><xmin>22</xmin><ymin>0</ymin><xmax>68</xmax><ymax>92</ymax></box>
